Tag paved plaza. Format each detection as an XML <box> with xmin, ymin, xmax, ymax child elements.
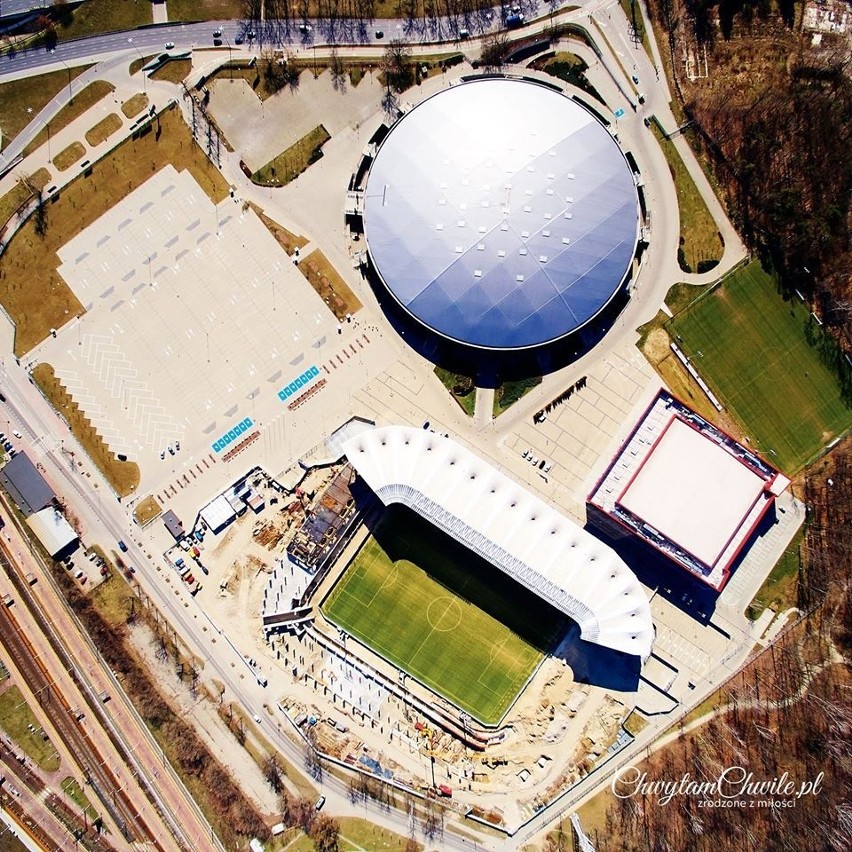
<box><xmin>34</xmin><ymin>165</ymin><xmax>396</xmax><ymax>499</ymax></box>
<box><xmin>208</xmin><ymin>70</ymin><xmax>385</xmax><ymax>172</ymax></box>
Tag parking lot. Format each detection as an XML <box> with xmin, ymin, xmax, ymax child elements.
<box><xmin>35</xmin><ymin>166</ymin><xmax>339</xmax><ymax>497</ymax></box>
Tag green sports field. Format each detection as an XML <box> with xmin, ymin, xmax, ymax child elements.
<box><xmin>670</xmin><ymin>261</ymin><xmax>852</xmax><ymax>473</ymax></box>
<box><xmin>321</xmin><ymin>507</ymin><xmax>566</xmax><ymax>725</ymax></box>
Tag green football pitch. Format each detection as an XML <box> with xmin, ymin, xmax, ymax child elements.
<box><xmin>321</xmin><ymin>507</ymin><xmax>566</xmax><ymax>725</ymax></box>
<box><xmin>670</xmin><ymin>260</ymin><xmax>852</xmax><ymax>473</ymax></box>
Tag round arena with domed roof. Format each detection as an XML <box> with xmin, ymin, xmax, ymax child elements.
<box><xmin>362</xmin><ymin>77</ymin><xmax>641</xmax><ymax>356</ymax></box>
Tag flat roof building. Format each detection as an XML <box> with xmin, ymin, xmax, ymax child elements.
<box><xmin>162</xmin><ymin>510</ymin><xmax>185</xmax><ymax>541</ymax></box>
<box><xmin>588</xmin><ymin>391</ymin><xmax>790</xmax><ymax>590</ymax></box>
<box><xmin>0</xmin><ymin>452</ymin><xmax>55</xmax><ymax>517</ymax></box>
<box><xmin>26</xmin><ymin>507</ymin><xmax>78</xmax><ymax>557</ymax></box>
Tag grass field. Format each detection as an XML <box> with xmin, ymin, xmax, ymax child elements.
<box><xmin>85</xmin><ymin>113</ymin><xmax>122</xmax><ymax>147</ymax></box>
<box><xmin>53</xmin><ymin>141</ymin><xmax>85</xmax><ymax>171</ymax></box>
<box><xmin>252</xmin><ymin>125</ymin><xmax>330</xmax><ymax>186</ymax></box>
<box><xmin>322</xmin><ymin>508</ymin><xmax>565</xmax><ymax>725</ymax></box>
<box><xmin>61</xmin><ymin>777</ymin><xmax>99</xmax><ymax>823</ymax></box>
<box><xmin>0</xmin><ymin>65</ymin><xmax>90</xmax><ymax>151</ymax></box>
<box><xmin>650</xmin><ymin>118</ymin><xmax>723</xmax><ymax>273</ymax></box>
<box><xmin>0</xmin><ymin>685</ymin><xmax>61</xmax><ymax>771</ymax></box>
<box><xmin>121</xmin><ymin>93</ymin><xmax>149</xmax><ymax>118</ymax></box>
<box><xmin>56</xmin><ymin>0</ymin><xmax>151</xmax><ymax>40</ymax></box>
<box><xmin>23</xmin><ymin>80</ymin><xmax>116</xmax><ymax>156</ymax></box>
<box><xmin>670</xmin><ymin>260</ymin><xmax>852</xmax><ymax>473</ymax></box>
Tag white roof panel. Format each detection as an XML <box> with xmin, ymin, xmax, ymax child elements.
<box><xmin>618</xmin><ymin>418</ymin><xmax>766</xmax><ymax>567</ymax></box>
<box><xmin>343</xmin><ymin>426</ymin><xmax>653</xmax><ymax>658</ymax></box>
<box><xmin>200</xmin><ymin>494</ymin><xmax>237</xmax><ymax>534</ymax></box>
<box><xmin>26</xmin><ymin>507</ymin><xmax>77</xmax><ymax>556</ymax></box>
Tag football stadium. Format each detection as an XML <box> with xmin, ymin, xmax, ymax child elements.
<box><xmin>360</xmin><ymin>77</ymin><xmax>641</xmax><ymax>374</ymax></box>
<box><xmin>321</xmin><ymin>426</ymin><xmax>654</xmax><ymax>725</ymax></box>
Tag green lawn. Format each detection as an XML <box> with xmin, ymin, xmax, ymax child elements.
<box><xmin>434</xmin><ymin>367</ymin><xmax>476</xmax><ymax>416</ymax></box>
<box><xmin>746</xmin><ymin>526</ymin><xmax>805</xmax><ymax>621</ymax></box>
<box><xmin>56</xmin><ymin>0</ymin><xmax>151</xmax><ymax>41</ymax></box>
<box><xmin>0</xmin><ymin>685</ymin><xmax>61</xmax><ymax>771</ymax></box>
<box><xmin>322</xmin><ymin>508</ymin><xmax>565</xmax><ymax>725</ymax></box>
<box><xmin>252</xmin><ymin>125</ymin><xmax>331</xmax><ymax>187</ymax></box>
<box><xmin>650</xmin><ymin>117</ymin><xmax>723</xmax><ymax>273</ymax></box>
<box><xmin>530</xmin><ymin>52</ymin><xmax>604</xmax><ymax>104</ymax></box>
<box><xmin>670</xmin><ymin>260</ymin><xmax>852</xmax><ymax>473</ymax></box>
<box><xmin>61</xmin><ymin>777</ymin><xmax>99</xmax><ymax>823</ymax></box>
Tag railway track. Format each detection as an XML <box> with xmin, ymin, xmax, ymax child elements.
<box><xmin>0</xmin><ymin>545</ymin><xmax>162</xmax><ymax>849</ymax></box>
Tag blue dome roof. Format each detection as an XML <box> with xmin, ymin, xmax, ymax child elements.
<box><xmin>363</xmin><ymin>78</ymin><xmax>639</xmax><ymax>350</ymax></box>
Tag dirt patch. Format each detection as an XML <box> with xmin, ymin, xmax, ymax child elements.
<box><xmin>133</xmin><ymin>495</ymin><xmax>163</xmax><ymax>527</ymax></box>
<box><xmin>643</xmin><ymin>327</ymin><xmax>671</xmax><ymax>365</ymax></box>
<box><xmin>249</xmin><ymin>202</ymin><xmax>308</xmax><ymax>256</ymax></box>
<box><xmin>299</xmin><ymin>248</ymin><xmax>362</xmax><ymax>321</ymax></box>
<box><xmin>53</xmin><ymin>140</ymin><xmax>86</xmax><ymax>171</ymax></box>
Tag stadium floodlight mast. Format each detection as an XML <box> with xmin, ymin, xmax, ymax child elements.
<box><xmin>459</xmin><ymin>711</ymin><xmax>470</xmax><ymax>763</ymax></box>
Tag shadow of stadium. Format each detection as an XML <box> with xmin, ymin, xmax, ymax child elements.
<box><xmin>356</xmin><ymin>500</ymin><xmax>568</xmax><ymax>655</ymax></box>
<box><xmin>553</xmin><ymin>623</ymin><xmax>642</xmax><ymax>692</ymax></box>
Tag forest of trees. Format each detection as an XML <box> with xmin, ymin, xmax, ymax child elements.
<box><xmin>583</xmin><ymin>432</ymin><xmax>852</xmax><ymax>850</ymax></box>
<box><xmin>649</xmin><ymin>0</ymin><xmax>852</xmax><ymax>347</ymax></box>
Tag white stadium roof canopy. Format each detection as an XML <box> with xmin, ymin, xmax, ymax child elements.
<box><xmin>343</xmin><ymin>426</ymin><xmax>653</xmax><ymax>658</ymax></box>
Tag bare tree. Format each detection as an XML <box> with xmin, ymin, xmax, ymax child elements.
<box><xmin>309</xmin><ymin>814</ymin><xmax>340</xmax><ymax>852</ymax></box>
<box><xmin>330</xmin><ymin>48</ymin><xmax>347</xmax><ymax>92</ymax></box>
<box><xmin>263</xmin><ymin>754</ymin><xmax>283</xmax><ymax>793</ymax></box>
<box><xmin>480</xmin><ymin>33</ymin><xmax>508</xmax><ymax>70</ymax></box>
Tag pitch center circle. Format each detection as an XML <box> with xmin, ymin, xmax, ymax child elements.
<box><xmin>427</xmin><ymin>596</ymin><xmax>463</xmax><ymax>632</ymax></box>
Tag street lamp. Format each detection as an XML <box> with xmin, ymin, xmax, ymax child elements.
<box><xmin>60</xmin><ymin>59</ymin><xmax>73</xmax><ymax>101</ymax></box>
<box><xmin>128</xmin><ymin>38</ymin><xmax>147</xmax><ymax>94</ymax></box>
<box><xmin>224</xmin><ymin>35</ymin><xmax>233</xmax><ymax>79</ymax></box>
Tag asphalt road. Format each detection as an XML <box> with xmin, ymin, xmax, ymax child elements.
<box><xmin>0</xmin><ymin>1</ymin><xmax>593</xmax><ymax>78</ymax></box>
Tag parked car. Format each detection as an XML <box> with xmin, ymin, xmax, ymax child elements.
<box><xmin>315</xmin><ymin>796</ymin><xmax>326</xmax><ymax>811</ymax></box>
